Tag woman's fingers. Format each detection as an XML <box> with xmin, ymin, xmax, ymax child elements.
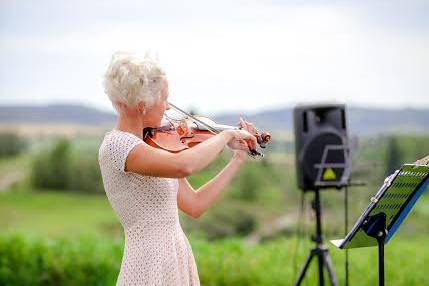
<box><xmin>229</xmin><ymin>139</ymin><xmax>249</xmax><ymax>152</ymax></box>
<box><xmin>240</xmin><ymin>130</ymin><xmax>257</xmax><ymax>151</ymax></box>
<box><xmin>238</xmin><ymin>117</ymin><xmax>257</xmax><ymax>135</ymax></box>
<box><xmin>238</xmin><ymin>117</ymin><xmax>246</xmax><ymax>129</ymax></box>
<box><xmin>229</xmin><ymin>129</ymin><xmax>258</xmax><ymax>153</ymax></box>
<box><xmin>240</xmin><ymin>141</ymin><xmax>249</xmax><ymax>151</ymax></box>
<box><xmin>245</xmin><ymin>137</ymin><xmax>254</xmax><ymax>147</ymax></box>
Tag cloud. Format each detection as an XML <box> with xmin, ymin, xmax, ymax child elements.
<box><xmin>1</xmin><ymin>1</ymin><xmax>428</xmax><ymax>114</ymax></box>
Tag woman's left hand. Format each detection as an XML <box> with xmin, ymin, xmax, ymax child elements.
<box><xmin>232</xmin><ymin>149</ymin><xmax>248</xmax><ymax>162</ymax></box>
<box><xmin>238</xmin><ymin>117</ymin><xmax>258</xmax><ymax>136</ymax></box>
<box><xmin>231</xmin><ymin>117</ymin><xmax>259</xmax><ymax>161</ymax></box>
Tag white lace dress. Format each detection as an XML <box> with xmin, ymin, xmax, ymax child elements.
<box><xmin>98</xmin><ymin>129</ymin><xmax>200</xmax><ymax>286</ymax></box>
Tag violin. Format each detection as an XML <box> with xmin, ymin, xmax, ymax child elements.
<box><xmin>143</xmin><ymin>103</ymin><xmax>271</xmax><ymax>157</ymax></box>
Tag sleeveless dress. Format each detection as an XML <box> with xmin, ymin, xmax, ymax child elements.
<box><xmin>98</xmin><ymin>129</ymin><xmax>200</xmax><ymax>286</ymax></box>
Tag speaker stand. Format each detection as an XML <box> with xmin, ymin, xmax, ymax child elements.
<box><xmin>294</xmin><ymin>189</ymin><xmax>338</xmax><ymax>286</ymax></box>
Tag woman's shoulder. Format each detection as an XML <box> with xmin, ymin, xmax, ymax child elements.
<box><xmin>99</xmin><ymin>129</ymin><xmax>143</xmax><ymax>160</ymax></box>
<box><xmin>104</xmin><ymin>129</ymin><xmax>143</xmax><ymax>144</ymax></box>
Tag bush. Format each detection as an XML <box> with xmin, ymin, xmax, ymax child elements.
<box><xmin>229</xmin><ymin>160</ymin><xmax>282</xmax><ymax>202</ymax></box>
<box><xmin>31</xmin><ymin>139</ymin><xmax>71</xmax><ymax>190</ymax></box>
<box><xmin>1</xmin><ymin>233</ymin><xmax>429</xmax><ymax>286</ymax></box>
<box><xmin>0</xmin><ymin>132</ymin><xmax>26</xmax><ymax>158</ymax></box>
<box><xmin>68</xmin><ymin>153</ymin><xmax>104</xmax><ymax>193</ymax></box>
<box><xmin>31</xmin><ymin>139</ymin><xmax>103</xmax><ymax>193</ymax></box>
<box><xmin>384</xmin><ymin>136</ymin><xmax>403</xmax><ymax>176</ymax></box>
<box><xmin>181</xmin><ymin>204</ymin><xmax>257</xmax><ymax>240</ymax></box>
<box><xmin>0</xmin><ymin>234</ymin><xmax>120</xmax><ymax>286</ymax></box>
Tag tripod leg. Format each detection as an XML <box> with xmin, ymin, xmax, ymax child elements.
<box><xmin>294</xmin><ymin>250</ymin><xmax>316</xmax><ymax>286</ymax></box>
<box><xmin>323</xmin><ymin>250</ymin><xmax>338</xmax><ymax>286</ymax></box>
<box><xmin>318</xmin><ymin>251</ymin><xmax>325</xmax><ymax>286</ymax></box>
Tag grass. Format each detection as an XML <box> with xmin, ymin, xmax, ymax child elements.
<box><xmin>193</xmin><ymin>235</ymin><xmax>429</xmax><ymax>286</ymax></box>
<box><xmin>0</xmin><ymin>186</ymin><xmax>120</xmax><ymax>239</ymax></box>
<box><xmin>0</xmin><ymin>189</ymin><xmax>426</xmax><ymax>284</ymax></box>
<box><xmin>0</xmin><ymin>134</ymin><xmax>428</xmax><ymax>285</ymax></box>
<box><xmin>1</xmin><ymin>232</ymin><xmax>428</xmax><ymax>286</ymax></box>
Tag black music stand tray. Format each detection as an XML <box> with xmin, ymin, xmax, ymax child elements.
<box><xmin>330</xmin><ymin>164</ymin><xmax>429</xmax><ymax>286</ymax></box>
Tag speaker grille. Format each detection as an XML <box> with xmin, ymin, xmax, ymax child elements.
<box><xmin>293</xmin><ymin>103</ymin><xmax>350</xmax><ymax>191</ymax></box>
<box><xmin>302</xmin><ymin>132</ymin><xmax>345</xmax><ymax>186</ymax></box>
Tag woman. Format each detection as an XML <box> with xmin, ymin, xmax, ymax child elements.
<box><xmin>98</xmin><ymin>52</ymin><xmax>257</xmax><ymax>286</ymax></box>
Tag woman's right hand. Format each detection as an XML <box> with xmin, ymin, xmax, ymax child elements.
<box><xmin>223</xmin><ymin>129</ymin><xmax>257</xmax><ymax>153</ymax></box>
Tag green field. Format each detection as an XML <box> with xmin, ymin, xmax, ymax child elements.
<box><xmin>0</xmin><ymin>188</ymin><xmax>120</xmax><ymax>239</ymax></box>
<box><xmin>1</xmin><ymin>231</ymin><xmax>428</xmax><ymax>286</ymax></box>
<box><xmin>0</xmin><ymin>133</ymin><xmax>428</xmax><ymax>285</ymax></box>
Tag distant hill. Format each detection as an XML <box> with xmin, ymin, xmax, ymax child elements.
<box><xmin>0</xmin><ymin>104</ymin><xmax>427</xmax><ymax>136</ymax></box>
<box><xmin>0</xmin><ymin>104</ymin><xmax>115</xmax><ymax>125</ymax></box>
<box><xmin>214</xmin><ymin>107</ymin><xmax>429</xmax><ymax>136</ymax></box>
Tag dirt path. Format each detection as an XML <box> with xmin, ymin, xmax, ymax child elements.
<box><xmin>0</xmin><ymin>155</ymin><xmax>29</xmax><ymax>192</ymax></box>
<box><xmin>245</xmin><ymin>213</ymin><xmax>298</xmax><ymax>245</ymax></box>
<box><xmin>0</xmin><ymin>170</ymin><xmax>25</xmax><ymax>192</ymax></box>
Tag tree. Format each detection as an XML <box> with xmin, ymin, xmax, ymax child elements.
<box><xmin>385</xmin><ymin>136</ymin><xmax>403</xmax><ymax>177</ymax></box>
<box><xmin>31</xmin><ymin>138</ymin><xmax>71</xmax><ymax>190</ymax></box>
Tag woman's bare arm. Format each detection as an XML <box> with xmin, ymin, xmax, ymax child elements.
<box><xmin>125</xmin><ymin>131</ymin><xmax>232</xmax><ymax>178</ymax></box>
<box><xmin>124</xmin><ymin>131</ymin><xmax>237</xmax><ymax>178</ymax></box>
<box><xmin>177</xmin><ymin>153</ymin><xmax>245</xmax><ymax>218</ymax></box>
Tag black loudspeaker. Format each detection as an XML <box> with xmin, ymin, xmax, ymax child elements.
<box><xmin>293</xmin><ymin>103</ymin><xmax>350</xmax><ymax>191</ymax></box>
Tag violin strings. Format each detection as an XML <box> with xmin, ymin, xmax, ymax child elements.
<box><xmin>167</xmin><ymin>102</ymin><xmax>263</xmax><ymax>158</ymax></box>
<box><xmin>168</xmin><ymin>102</ymin><xmax>220</xmax><ymax>135</ymax></box>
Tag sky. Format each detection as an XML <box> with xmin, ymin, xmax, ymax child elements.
<box><xmin>1</xmin><ymin>0</ymin><xmax>428</xmax><ymax>115</ymax></box>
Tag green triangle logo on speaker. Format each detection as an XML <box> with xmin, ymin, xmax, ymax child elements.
<box><xmin>323</xmin><ymin>168</ymin><xmax>337</xmax><ymax>180</ymax></box>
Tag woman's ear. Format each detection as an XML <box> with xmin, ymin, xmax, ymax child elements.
<box><xmin>137</xmin><ymin>101</ymin><xmax>146</xmax><ymax>115</ymax></box>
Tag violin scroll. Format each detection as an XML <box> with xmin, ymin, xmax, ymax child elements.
<box><xmin>257</xmin><ymin>132</ymin><xmax>271</xmax><ymax>148</ymax></box>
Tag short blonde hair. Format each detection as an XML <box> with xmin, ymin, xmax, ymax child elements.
<box><xmin>103</xmin><ymin>52</ymin><xmax>166</xmax><ymax>109</ymax></box>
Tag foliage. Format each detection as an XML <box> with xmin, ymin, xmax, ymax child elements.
<box><xmin>30</xmin><ymin>138</ymin><xmax>103</xmax><ymax>193</ymax></box>
<box><xmin>182</xmin><ymin>204</ymin><xmax>257</xmax><ymax>240</ymax></box>
<box><xmin>1</xmin><ymin>133</ymin><xmax>429</xmax><ymax>285</ymax></box>
<box><xmin>352</xmin><ymin>134</ymin><xmax>429</xmax><ymax>184</ymax></box>
<box><xmin>0</xmin><ymin>233</ymin><xmax>120</xmax><ymax>286</ymax></box>
<box><xmin>0</xmin><ymin>233</ymin><xmax>428</xmax><ymax>286</ymax></box>
<box><xmin>182</xmin><ymin>155</ymin><xmax>286</xmax><ymax>239</ymax></box>
<box><xmin>68</xmin><ymin>154</ymin><xmax>104</xmax><ymax>194</ymax></box>
<box><xmin>229</xmin><ymin>159</ymin><xmax>284</xmax><ymax>202</ymax></box>
<box><xmin>384</xmin><ymin>136</ymin><xmax>403</xmax><ymax>176</ymax></box>
<box><xmin>0</xmin><ymin>133</ymin><xmax>26</xmax><ymax>158</ymax></box>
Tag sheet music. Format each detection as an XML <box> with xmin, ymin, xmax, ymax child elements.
<box><xmin>331</xmin><ymin>163</ymin><xmax>429</xmax><ymax>249</ymax></box>
<box><xmin>413</xmin><ymin>155</ymin><xmax>429</xmax><ymax>166</ymax></box>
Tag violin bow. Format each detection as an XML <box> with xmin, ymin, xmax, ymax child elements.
<box><xmin>167</xmin><ymin>102</ymin><xmax>262</xmax><ymax>158</ymax></box>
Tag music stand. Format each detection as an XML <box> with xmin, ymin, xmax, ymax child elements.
<box><xmin>330</xmin><ymin>164</ymin><xmax>429</xmax><ymax>286</ymax></box>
